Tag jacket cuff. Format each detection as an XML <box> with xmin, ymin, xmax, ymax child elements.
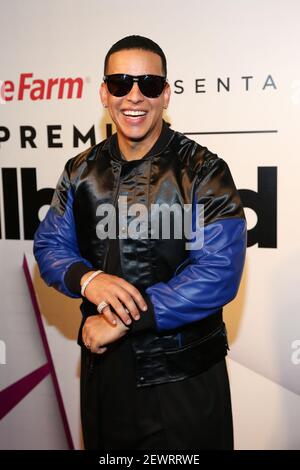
<box><xmin>64</xmin><ymin>262</ymin><xmax>93</xmax><ymax>296</ymax></box>
<box><xmin>129</xmin><ymin>292</ymin><xmax>157</xmax><ymax>334</ymax></box>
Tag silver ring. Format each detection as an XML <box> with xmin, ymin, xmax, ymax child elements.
<box><xmin>97</xmin><ymin>300</ymin><xmax>109</xmax><ymax>314</ymax></box>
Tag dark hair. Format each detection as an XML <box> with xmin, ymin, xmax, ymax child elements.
<box><xmin>104</xmin><ymin>35</ymin><xmax>167</xmax><ymax>77</ymax></box>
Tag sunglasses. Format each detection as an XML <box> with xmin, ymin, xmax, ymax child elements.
<box><xmin>103</xmin><ymin>74</ymin><xmax>167</xmax><ymax>98</ymax></box>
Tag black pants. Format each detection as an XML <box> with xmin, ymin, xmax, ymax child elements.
<box><xmin>80</xmin><ymin>338</ymin><xmax>233</xmax><ymax>450</ymax></box>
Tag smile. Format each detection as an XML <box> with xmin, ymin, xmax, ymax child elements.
<box><xmin>123</xmin><ymin>110</ymin><xmax>147</xmax><ymax>117</ymax></box>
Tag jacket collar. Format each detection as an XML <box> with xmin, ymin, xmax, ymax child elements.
<box><xmin>108</xmin><ymin>120</ymin><xmax>174</xmax><ymax>163</ymax></box>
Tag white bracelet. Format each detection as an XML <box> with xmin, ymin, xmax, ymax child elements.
<box><xmin>81</xmin><ymin>270</ymin><xmax>103</xmax><ymax>297</ymax></box>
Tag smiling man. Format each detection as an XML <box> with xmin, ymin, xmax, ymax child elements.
<box><xmin>101</xmin><ymin>47</ymin><xmax>170</xmax><ymax>159</ymax></box>
<box><xmin>34</xmin><ymin>35</ymin><xmax>246</xmax><ymax>450</ymax></box>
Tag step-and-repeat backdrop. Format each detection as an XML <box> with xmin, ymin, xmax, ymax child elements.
<box><xmin>1</xmin><ymin>0</ymin><xmax>300</xmax><ymax>449</ymax></box>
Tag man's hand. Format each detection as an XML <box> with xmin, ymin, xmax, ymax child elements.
<box><xmin>81</xmin><ymin>271</ymin><xmax>148</xmax><ymax>327</ymax></box>
<box><xmin>82</xmin><ymin>313</ymin><xmax>129</xmax><ymax>354</ymax></box>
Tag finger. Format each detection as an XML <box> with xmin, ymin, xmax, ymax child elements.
<box><xmin>90</xmin><ymin>339</ymin><xmax>107</xmax><ymax>354</ymax></box>
<box><xmin>104</xmin><ymin>288</ymin><xmax>138</xmax><ymax>321</ymax></box>
<box><xmin>81</xmin><ymin>328</ymin><xmax>88</xmax><ymax>346</ymax></box>
<box><xmin>100</xmin><ymin>305</ymin><xmax>119</xmax><ymax>326</ymax></box>
<box><xmin>90</xmin><ymin>344</ymin><xmax>101</xmax><ymax>354</ymax></box>
<box><xmin>114</xmin><ymin>290</ymin><xmax>141</xmax><ymax>320</ymax></box>
<box><xmin>82</xmin><ymin>322</ymin><xmax>93</xmax><ymax>346</ymax></box>
<box><xmin>95</xmin><ymin>346</ymin><xmax>107</xmax><ymax>355</ymax></box>
<box><xmin>83</xmin><ymin>335</ymin><xmax>92</xmax><ymax>349</ymax></box>
<box><xmin>116</xmin><ymin>279</ymin><xmax>148</xmax><ymax>312</ymax></box>
<box><xmin>107</xmin><ymin>296</ymin><xmax>133</xmax><ymax>325</ymax></box>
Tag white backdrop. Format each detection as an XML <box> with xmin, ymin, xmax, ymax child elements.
<box><xmin>1</xmin><ymin>0</ymin><xmax>300</xmax><ymax>450</ymax></box>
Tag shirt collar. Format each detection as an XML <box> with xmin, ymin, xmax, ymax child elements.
<box><xmin>109</xmin><ymin>120</ymin><xmax>174</xmax><ymax>162</ymax></box>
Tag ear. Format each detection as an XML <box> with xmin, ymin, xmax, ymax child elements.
<box><xmin>163</xmin><ymin>82</ymin><xmax>171</xmax><ymax>109</ymax></box>
<box><xmin>100</xmin><ymin>82</ymin><xmax>108</xmax><ymax>107</ymax></box>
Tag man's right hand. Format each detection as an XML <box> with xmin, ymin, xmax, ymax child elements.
<box><xmin>81</xmin><ymin>271</ymin><xmax>148</xmax><ymax>327</ymax></box>
<box><xmin>82</xmin><ymin>313</ymin><xmax>129</xmax><ymax>354</ymax></box>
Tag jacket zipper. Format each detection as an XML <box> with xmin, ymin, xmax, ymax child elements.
<box><xmin>174</xmin><ymin>257</ymin><xmax>191</xmax><ymax>276</ymax></box>
<box><xmin>101</xmin><ymin>164</ymin><xmax>122</xmax><ymax>272</ymax></box>
<box><xmin>88</xmin><ymin>165</ymin><xmax>122</xmax><ymax>375</ymax></box>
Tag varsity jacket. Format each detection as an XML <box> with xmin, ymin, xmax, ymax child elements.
<box><xmin>34</xmin><ymin>121</ymin><xmax>247</xmax><ymax>387</ymax></box>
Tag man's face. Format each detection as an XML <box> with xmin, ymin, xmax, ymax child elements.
<box><xmin>100</xmin><ymin>49</ymin><xmax>170</xmax><ymax>143</ymax></box>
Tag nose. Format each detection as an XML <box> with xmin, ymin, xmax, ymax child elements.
<box><xmin>126</xmin><ymin>82</ymin><xmax>144</xmax><ymax>102</ymax></box>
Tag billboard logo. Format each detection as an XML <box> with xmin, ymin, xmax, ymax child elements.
<box><xmin>0</xmin><ymin>73</ymin><xmax>84</xmax><ymax>101</ymax></box>
<box><xmin>0</xmin><ymin>166</ymin><xmax>277</xmax><ymax>246</ymax></box>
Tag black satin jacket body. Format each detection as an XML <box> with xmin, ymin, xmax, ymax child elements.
<box><xmin>34</xmin><ymin>122</ymin><xmax>247</xmax><ymax>386</ymax></box>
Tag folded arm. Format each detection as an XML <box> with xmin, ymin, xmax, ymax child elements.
<box><xmin>144</xmin><ymin>157</ymin><xmax>247</xmax><ymax>332</ymax></box>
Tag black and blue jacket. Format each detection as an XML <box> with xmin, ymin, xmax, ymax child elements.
<box><xmin>34</xmin><ymin>122</ymin><xmax>247</xmax><ymax>386</ymax></box>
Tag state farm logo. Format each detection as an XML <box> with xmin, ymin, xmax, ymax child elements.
<box><xmin>0</xmin><ymin>73</ymin><xmax>84</xmax><ymax>102</ymax></box>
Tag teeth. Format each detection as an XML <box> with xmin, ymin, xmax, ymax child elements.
<box><xmin>123</xmin><ymin>110</ymin><xmax>146</xmax><ymax>116</ymax></box>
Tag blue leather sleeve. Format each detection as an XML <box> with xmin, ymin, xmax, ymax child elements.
<box><xmin>146</xmin><ymin>217</ymin><xmax>247</xmax><ymax>331</ymax></box>
<box><xmin>33</xmin><ymin>187</ymin><xmax>92</xmax><ymax>298</ymax></box>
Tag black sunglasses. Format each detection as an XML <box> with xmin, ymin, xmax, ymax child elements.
<box><xmin>103</xmin><ymin>74</ymin><xmax>167</xmax><ymax>98</ymax></box>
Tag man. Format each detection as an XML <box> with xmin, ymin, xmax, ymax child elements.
<box><xmin>34</xmin><ymin>35</ymin><xmax>246</xmax><ymax>450</ymax></box>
